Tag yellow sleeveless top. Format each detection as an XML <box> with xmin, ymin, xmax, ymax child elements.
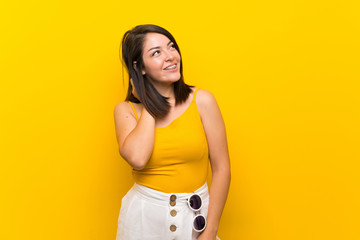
<box><xmin>129</xmin><ymin>89</ymin><xmax>209</xmax><ymax>193</ymax></box>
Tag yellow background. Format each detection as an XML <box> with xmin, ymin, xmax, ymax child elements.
<box><xmin>1</xmin><ymin>0</ymin><xmax>359</xmax><ymax>239</ymax></box>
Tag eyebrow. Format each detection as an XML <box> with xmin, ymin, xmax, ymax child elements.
<box><xmin>147</xmin><ymin>41</ymin><xmax>173</xmax><ymax>53</ymax></box>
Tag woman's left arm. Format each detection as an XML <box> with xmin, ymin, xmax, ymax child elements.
<box><xmin>196</xmin><ymin>89</ymin><xmax>231</xmax><ymax>239</ymax></box>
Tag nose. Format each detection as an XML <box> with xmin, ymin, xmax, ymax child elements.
<box><xmin>164</xmin><ymin>50</ymin><xmax>174</xmax><ymax>61</ymax></box>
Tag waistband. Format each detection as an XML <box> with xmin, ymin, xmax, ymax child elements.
<box><xmin>133</xmin><ymin>182</ymin><xmax>209</xmax><ymax>206</ymax></box>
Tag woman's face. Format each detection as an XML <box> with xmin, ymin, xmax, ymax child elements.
<box><xmin>140</xmin><ymin>32</ymin><xmax>181</xmax><ymax>85</ymax></box>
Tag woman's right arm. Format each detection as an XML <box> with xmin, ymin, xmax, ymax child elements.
<box><xmin>114</xmin><ymin>102</ymin><xmax>155</xmax><ymax>170</ymax></box>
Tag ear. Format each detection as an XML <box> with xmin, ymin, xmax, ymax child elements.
<box><xmin>133</xmin><ymin>61</ymin><xmax>146</xmax><ymax>75</ymax></box>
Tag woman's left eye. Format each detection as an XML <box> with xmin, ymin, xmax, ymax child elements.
<box><xmin>169</xmin><ymin>44</ymin><xmax>175</xmax><ymax>49</ymax></box>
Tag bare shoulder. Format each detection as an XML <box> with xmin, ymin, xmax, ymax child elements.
<box><xmin>114</xmin><ymin>101</ymin><xmax>136</xmax><ymax>121</ymax></box>
<box><xmin>194</xmin><ymin>89</ymin><xmax>226</xmax><ymax>141</ymax></box>
<box><xmin>195</xmin><ymin>88</ymin><xmax>218</xmax><ymax>111</ymax></box>
<box><xmin>114</xmin><ymin>101</ymin><xmax>129</xmax><ymax>115</ymax></box>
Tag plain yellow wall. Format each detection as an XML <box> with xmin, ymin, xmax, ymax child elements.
<box><xmin>1</xmin><ymin>0</ymin><xmax>359</xmax><ymax>239</ymax></box>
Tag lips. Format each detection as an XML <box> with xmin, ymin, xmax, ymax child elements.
<box><xmin>163</xmin><ymin>64</ymin><xmax>177</xmax><ymax>70</ymax></box>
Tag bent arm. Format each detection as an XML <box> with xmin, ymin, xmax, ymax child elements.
<box><xmin>114</xmin><ymin>102</ymin><xmax>155</xmax><ymax>170</ymax></box>
<box><xmin>196</xmin><ymin>90</ymin><xmax>231</xmax><ymax>238</ymax></box>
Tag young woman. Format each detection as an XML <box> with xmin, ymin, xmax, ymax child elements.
<box><xmin>114</xmin><ymin>24</ymin><xmax>230</xmax><ymax>240</ymax></box>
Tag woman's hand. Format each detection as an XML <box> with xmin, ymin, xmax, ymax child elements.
<box><xmin>197</xmin><ymin>229</ymin><xmax>217</xmax><ymax>240</ymax></box>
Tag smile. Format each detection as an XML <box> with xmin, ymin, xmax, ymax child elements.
<box><xmin>164</xmin><ymin>64</ymin><xmax>177</xmax><ymax>70</ymax></box>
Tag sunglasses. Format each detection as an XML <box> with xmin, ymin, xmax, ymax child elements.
<box><xmin>187</xmin><ymin>194</ymin><xmax>206</xmax><ymax>232</ymax></box>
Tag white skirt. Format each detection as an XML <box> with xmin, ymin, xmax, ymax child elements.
<box><xmin>116</xmin><ymin>182</ymin><xmax>220</xmax><ymax>240</ymax></box>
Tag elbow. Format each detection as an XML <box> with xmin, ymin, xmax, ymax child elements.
<box><xmin>119</xmin><ymin>147</ymin><xmax>148</xmax><ymax>170</ymax></box>
<box><xmin>222</xmin><ymin>165</ymin><xmax>231</xmax><ymax>183</ymax></box>
<box><xmin>228</xmin><ymin>169</ymin><xmax>232</xmax><ymax>184</ymax></box>
<box><xmin>213</xmin><ymin>162</ymin><xmax>231</xmax><ymax>183</ymax></box>
<box><xmin>227</xmin><ymin>164</ymin><xmax>231</xmax><ymax>182</ymax></box>
<box><xmin>130</xmin><ymin>158</ymin><xmax>147</xmax><ymax>171</ymax></box>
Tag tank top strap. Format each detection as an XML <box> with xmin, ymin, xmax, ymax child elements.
<box><xmin>128</xmin><ymin>101</ymin><xmax>138</xmax><ymax>121</ymax></box>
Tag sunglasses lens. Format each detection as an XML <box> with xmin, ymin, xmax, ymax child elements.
<box><xmin>189</xmin><ymin>195</ymin><xmax>202</xmax><ymax>211</ymax></box>
<box><xmin>193</xmin><ymin>215</ymin><xmax>206</xmax><ymax>232</ymax></box>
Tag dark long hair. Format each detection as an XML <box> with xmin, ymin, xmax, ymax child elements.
<box><xmin>121</xmin><ymin>24</ymin><xmax>192</xmax><ymax>119</ymax></box>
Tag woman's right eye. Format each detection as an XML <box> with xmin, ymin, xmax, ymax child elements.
<box><xmin>152</xmin><ymin>50</ymin><xmax>160</xmax><ymax>56</ymax></box>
